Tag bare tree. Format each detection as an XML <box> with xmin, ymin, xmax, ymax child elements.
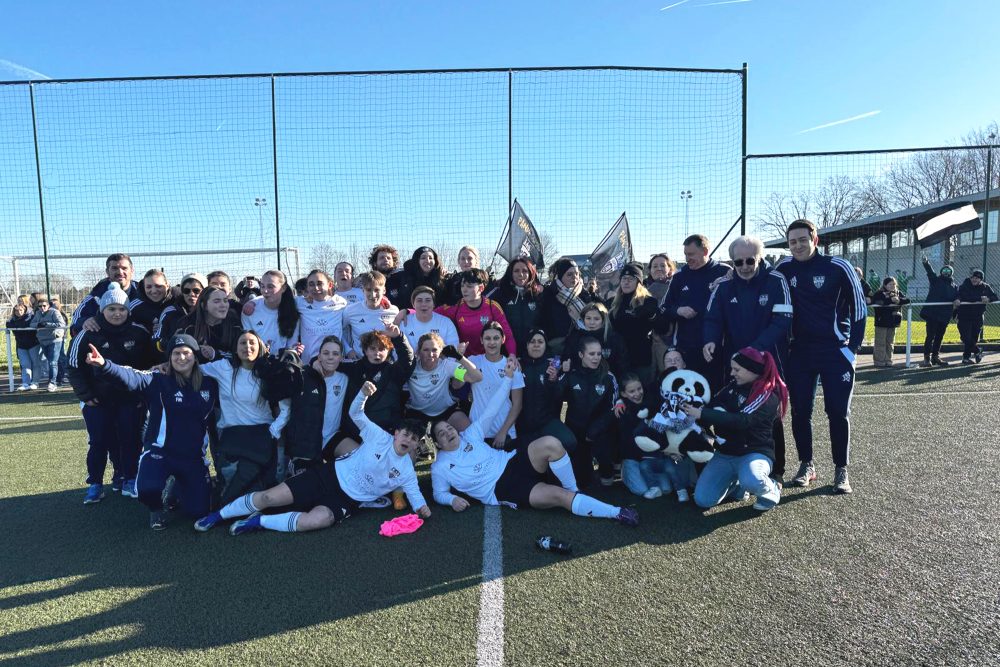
<box><xmin>307</xmin><ymin>244</ymin><xmax>339</xmax><ymax>274</ymax></box>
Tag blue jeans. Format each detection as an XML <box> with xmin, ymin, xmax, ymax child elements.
<box><xmin>694</xmin><ymin>452</ymin><xmax>779</xmax><ymax>509</ymax></box>
<box><xmin>16</xmin><ymin>347</ymin><xmax>38</xmax><ymax>387</ymax></box>
<box><xmin>38</xmin><ymin>341</ymin><xmax>61</xmax><ymax>384</ymax></box>
<box><xmin>622</xmin><ymin>457</ymin><xmax>695</xmax><ymax>496</ymax></box>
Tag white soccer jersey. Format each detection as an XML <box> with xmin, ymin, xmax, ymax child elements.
<box><xmin>322</xmin><ymin>371</ymin><xmax>349</xmax><ymax>443</ymax></box>
<box><xmin>431</xmin><ymin>377</ymin><xmax>515</xmax><ymax>506</ymax></box>
<box><xmin>402</xmin><ymin>312</ymin><xmax>460</xmax><ymax>352</ymax></box>
<box><xmin>468</xmin><ymin>354</ymin><xmax>524</xmax><ymax>438</ymax></box>
<box><xmin>335</xmin><ymin>287</ymin><xmax>365</xmax><ymax>305</ymax></box>
<box><xmin>407</xmin><ymin>358</ymin><xmax>460</xmax><ymax>416</ymax></box>
<box><xmin>296</xmin><ymin>294</ymin><xmax>347</xmax><ymax>362</ymax></box>
<box><xmin>336</xmin><ymin>393</ymin><xmax>427</xmax><ymax>510</ymax></box>
<box><xmin>241</xmin><ymin>297</ymin><xmax>301</xmax><ymax>354</ymax></box>
<box><xmin>342</xmin><ymin>301</ymin><xmax>400</xmax><ymax>357</ymax></box>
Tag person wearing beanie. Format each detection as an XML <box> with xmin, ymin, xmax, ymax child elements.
<box><xmin>70</xmin><ymin>253</ymin><xmax>141</xmax><ymax>337</ymax></box>
<box><xmin>919</xmin><ymin>254</ymin><xmax>959</xmax><ymax>367</ymax></box>
<box><xmin>685</xmin><ymin>347</ymin><xmax>788</xmax><ymax>512</ymax></box>
<box><xmin>609</xmin><ymin>262</ymin><xmax>659</xmax><ymax>386</ymax></box>
<box><xmin>67</xmin><ymin>282</ymin><xmax>155</xmax><ymax>505</ymax></box>
<box><xmin>83</xmin><ymin>333</ymin><xmax>219</xmax><ymax>530</ymax></box>
<box><xmin>154</xmin><ymin>273</ymin><xmax>209</xmax><ymax>357</ymax></box>
<box><xmin>702</xmin><ymin>235</ymin><xmax>792</xmax><ymax>485</ymax></box>
<box><xmin>957</xmin><ymin>269</ymin><xmax>999</xmax><ymax>364</ymax></box>
<box><xmin>537</xmin><ymin>258</ymin><xmax>594</xmax><ymax>355</ymax></box>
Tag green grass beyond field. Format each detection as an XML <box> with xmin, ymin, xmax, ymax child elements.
<box><xmin>3</xmin><ymin>363</ymin><xmax>1000</xmax><ymax>666</ymax></box>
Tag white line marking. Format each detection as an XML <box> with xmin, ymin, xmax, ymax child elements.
<box><xmin>476</xmin><ymin>505</ymin><xmax>504</xmax><ymax>667</ymax></box>
<box><xmin>854</xmin><ymin>390</ymin><xmax>1000</xmax><ymax>398</ymax></box>
<box><xmin>0</xmin><ymin>415</ymin><xmax>81</xmax><ymax>421</ymax></box>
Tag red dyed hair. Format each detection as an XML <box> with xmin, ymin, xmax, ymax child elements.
<box><xmin>737</xmin><ymin>347</ymin><xmax>789</xmax><ymax>420</ymax></box>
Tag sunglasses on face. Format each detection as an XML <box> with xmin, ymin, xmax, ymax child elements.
<box><xmin>182</xmin><ymin>287</ymin><xmax>202</xmax><ymax>295</ymax></box>
<box><xmin>732</xmin><ymin>257</ymin><xmax>757</xmax><ymax>268</ymax></box>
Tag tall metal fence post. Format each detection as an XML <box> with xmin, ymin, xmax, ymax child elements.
<box><xmin>271</xmin><ymin>74</ymin><xmax>282</xmax><ymax>271</ymax></box>
<box><xmin>740</xmin><ymin>62</ymin><xmax>748</xmax><ymax>236</ymax></box>
<box><xmin>905</xmin><ymin>304</ymin><xmax>913</xmax><ymax>368</ymax></box>
<box><xmin>29</xmin><ymin>83</ymin><xmax>53</xmax><ymax>299</ymax></box>
<box><xmin>982</xmin><ymin>138</ymin><xmax>993</xmax><ymax>274</ymax></box>
<box><xmin>508</xmin><ymin>69</ymin><xmax>513</xmax><ymax>214</ymax></box>
<box><xmin>6</xmin><ymin>329</ymin><xmax>15</xmax><ymax>392</ymax></box>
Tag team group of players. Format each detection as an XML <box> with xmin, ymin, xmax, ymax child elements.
<box><xmin>63</xmin><ymin>218</ymin><xmax>866</xmax><ymax>533</ymax></box>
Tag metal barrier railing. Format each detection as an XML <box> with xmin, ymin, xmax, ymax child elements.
<box><xmin>3</xmin><ymin>326</ymin><xmax>71</xmax><ymax>392</ymax></box>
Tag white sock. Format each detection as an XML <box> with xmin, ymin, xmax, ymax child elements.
<box><xmin>219</xmin><ymin>493</ymin><xmax>259</xmax><ymax>519</ymax></box>
<box><xmin>549</xmin><ymin>453</ymin><xmax>578</xmax><ymax>492</ymax></box>
<box><xmin>570</xmin><ymin>493</ymin><xmax>620</xmax><ymax>519</ymax></box>
<box><xmin>260</xmin><ymin>512</ymin><xmax>300</xmax><ymax>532</ymax></box>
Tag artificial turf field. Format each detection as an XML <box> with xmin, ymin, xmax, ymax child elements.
<box><xmin>2</xmin><ymin>359</ymin><xmax>1000</xmax><ymax>666</ymax></box>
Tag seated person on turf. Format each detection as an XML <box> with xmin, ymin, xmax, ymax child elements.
<box><xmin>85</xmin><ymin>334</ymin><xmax>218</xmax><ymax>530</ymax></box>
<box><xmin>430</xmin><ymin>357</ymin><xmax>639</xmax><ymax>526</ymax></box>
<box><xmin>684</xmin><ymin>347</ymin><xmax>786</xmax><ymax>512</ymax></box>
<box><xmin>194</xmin><ymin>380</ymin><xmax>430</xmax><ymax>535</ymax></box>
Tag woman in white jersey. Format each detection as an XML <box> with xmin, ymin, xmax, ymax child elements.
<box><xmin>240</xmin><ymin>270</ymin><xmax>302</xmax><ymax>356</ymax></box>
<box><xmin>295</xmin><ymin>269</ymin><xmax>348</xmax><ymax>363</ymax></box>
<box><xmin>430</xmin><ymin>357</ymin><xmax>638</xmax><ymax>526</ymax></box>
<box><xmin>406</xmin><ymin>332</ymin><xmax>482</xmax><ymax>428</ymax></box>
<box><xmin>467</xmin><ymin>321</ymin><xmax>523</xmax><ymax>450</ymax></box>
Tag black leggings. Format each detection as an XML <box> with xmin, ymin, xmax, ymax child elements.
<box><xmin>923</xmin><ymin>320</ymin><xmax>949</xmax><ymax>358</ymax></box>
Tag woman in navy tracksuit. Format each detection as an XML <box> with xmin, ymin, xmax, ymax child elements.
<box><xmin>85</xmin><ymin>333</ymin><xmax>219</xmax><ymax>530</ymax></box>
<box><xmin>67</xmin><ymin>284</ymin><xmax>155</xmax><ymax>504</ymax></box>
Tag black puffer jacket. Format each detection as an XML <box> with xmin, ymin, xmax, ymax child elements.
<box><xmin>67</xmin><ymin>316</ymin><xmax>154</xmax><ymax>404</ymax></box>
<box><xmin>871</xmin><ymin>288</ymin><xmax>911</xmax><ymax>329</ymax></box>
<box><xmin>956</xmin><ymin>279</ymin><xmax>999</xmax><ymax>322</ymax></box>
<box><xmin>285</xmin><ymin>365</ymin><xmax>347</xmax><ymax>462</ymax></box>
<box><xmin>340</xmin><ymin>334</ymin><xmax>415</xmax><ymax>435</ymax></box>
<box><xmin>555</xmin><ymin>366</ymin><xmax>617</xmax><ymax>441</ymax></box>
<box><xmin>919</xmin><ymin>259</ymin><xmax>958</xmax><ymax>324</ymax></box>
<box><xmin>697</xmin><ymin>381</ymin><xmax>779</xmax><ymax>461</ymax></box>
<box><xmin>516</xmin><ymin>355</ymin><xmax>563</xmax><ymax>434</ymax></box>
<box><xmin>6</xmin><ymin>313</ymin><xmax>38</xmax><ymax>350</ymax></box>
<box><xmin>490</xmin><ymin>284</ymin><xmax>541</xmax><ymax>357</ymax></box>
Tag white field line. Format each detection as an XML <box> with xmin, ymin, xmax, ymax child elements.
<box><xmin>0</xmin><ymin>415</ymin><xmax>81</xmax><ymax>421</ymax></box>
<box><xmin>854</xmin><ymin>390</ymin><xmax>1000</xmax><ymax>397</ymax></box>
<box><xmin>476</xmin><ymin>504</ymin><xmax>504</xmax><ymax>667</ymax></box>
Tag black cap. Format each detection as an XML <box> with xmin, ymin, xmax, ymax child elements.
<box><xmin>620</xmin><ymin>262</ymin><xmax>644</xmax><ymax>280</ymax></box>
<box><xmin>166</xmin><ymin>333</ymin><xmax>200</xmax><ymax>356</ymax></box>
<box><xmin>972</xmin><ymin>269</ymin><xmax>985</xmax><ymax>279</ymax></box>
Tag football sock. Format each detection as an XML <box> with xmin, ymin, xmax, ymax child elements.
<box><xmin>549</xmin><ymin>453</ymin><xmax>578</xmax><ymax>492</ymax></box>
<box><xmin>260</xmin><ymin>512</ymin><xmax>300</xmax><ymax>533</ymax></box>
<box><xmin>219</xmin><ymin>493</ymin><xmax>259</xmax><ymax>520</ymax></box>
<box><xmin>570</xmin><ymin>493</ymin><xmax>620</xmax><ymax>519</ymax></box>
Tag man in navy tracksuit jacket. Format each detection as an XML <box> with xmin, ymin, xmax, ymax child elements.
<box><xmin>70</xmin><ymin>253</ymin><xmax>141</xmax><ymax>337</ymax></box>
<box><xmin>653</xmin><ymin>235</ymin><xmax>731</xmax><ymax>388</ymax></box>
<box><xmin>703</xmin><ymin>236</ymin><xmax>792</xmax><ymax>480</ymax></box>
<box><xmin>776</xmin><ymin>219</ymin><xmax>867</xmax><ymax>494</ymax></box>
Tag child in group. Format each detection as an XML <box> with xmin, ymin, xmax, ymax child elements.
<box><xmin>548</xmin><ymin>335</ymin><xmax>618</xmax><ymax>488</ymax></box>
<box><xmin>615</xmin><ymin>373</ymin><xmax>694</xmax><ymax>502</ymax></box>
<box><xmin>870</xmin><ymin>276</ymin><xmax>911</xmax><ymax>368</ymax></box>
<box><xmin>341</xmin><ymin>271</ymin><xmax>400</xmax><ymax>360</ymax></box>
<box><xmin>561</xmin><ymin>302</ymin><xmax>628</xmax><ymax>379</ymax></box>
<box><xmin>193</xmin><ymin>380</ymin><xmax>431</xmax><ymax>536</ymax></box>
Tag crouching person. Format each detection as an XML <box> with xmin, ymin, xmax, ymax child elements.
<box><xmin>193</xmin><ymin>380</ymin><xmax>430</xmax><ymax>535</ymax></box>
<box><xmin>430</xmin><ymin>357</ymin><xmax>639</xmax><ymax>526</ymax></box>
<box><xmin>684</xmin><ymin>347</ymin><xmax>787</xmax><ymax>512</ymax></box>
<box><xmin>85</xmin><ymin>334</ymin><xmax>217</xmax><ymax>530</ymax></box>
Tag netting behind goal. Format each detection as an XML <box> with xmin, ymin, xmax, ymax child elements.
<box><xmin>0</xmin><ymin>66</ymin><xmax>744</xmax><ymax>311</ymax></box>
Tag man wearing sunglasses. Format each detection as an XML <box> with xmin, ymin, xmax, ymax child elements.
<box><xmin>703</xmin><ymin>235</ymin><xmax>792</xmax><ymax>486</ymax></box>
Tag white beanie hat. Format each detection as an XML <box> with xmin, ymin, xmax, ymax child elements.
<box><xmin>99</xmin><ymin>283</ymin><xmax>129</xmax><ymax>311</ymax></box>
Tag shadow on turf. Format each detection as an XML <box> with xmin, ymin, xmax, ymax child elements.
<box><xmin>855</xmin><ymin>359</ymin><xmax>995</xmax><ymax>388</ymax></box>
<box><xmin>0</xmin><ymin>420</ymin><xmax>83</xmax><ymax>436</ymax></box>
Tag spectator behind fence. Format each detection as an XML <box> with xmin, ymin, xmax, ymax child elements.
<box><xmin>956</xmin><ymin>270</ymin><xmax>999</xmax><ymax>365</ymax></box>
<box><xmin>50</xmin><ymin>295</ymin><xmax>71</xmax><ymax>386</ymax></box>
<box><xmin>30</xmin><ymin>297</ymin><xmax>66</xmax><ymax>392</ymax></box>
<box><xmin>7</xmin><ymin>302</ymin><xmax>39</xmax><ymax>391</ymax></box>
<box><xmin>919</xmin><ymin>255</ymin><xmax>958</xmax><ymax>367</ymax></box>
<box><xmin>871</xmin><ymin>277</ymin><xmax>910</xmax><ymax>368</ymax></box>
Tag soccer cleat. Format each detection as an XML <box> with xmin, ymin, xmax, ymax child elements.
<box><xmin>975</xmin><ymin>351</ymin><xmax>984</xmax><ymax>364</ymax></box>
<box><xmin>833</xmin><ymin>467</ymin><xmax>853</xmax><ymax>494</ymax></box>
<box><xmin>676</xmin><ymin>488</ymin><xmax>690</xmax><ymax>503</ymax></box>
<box><xmin>230</xmin><ymin>513</ymin><xmax>263</xmax><ymax>536</ymax></box>
<box><xmin>83</xmin><ymin>484</ymin><xmax>105</xmax><ymax>504</ymax></box>
<box><xmin>193</xmin><ymin>511</ymin><xmax>223</xmax><ymax>532</ymax></box>
<box><xmin>642</xmin><ymin>486</ymin><xmax>662</xmax><ymax>500</ymax></box>
<box><xmin>615</xmin><ymin>507</ymin><xmax>640</xmax><ymax>527</ymax></box>
<box><xmin>392</xmin><ymin>489</ymin><xmax>407</xmax><ymax>511</ymax></box>
<box><xmin>121</xmin><ymin>479</ymin><xmax>138</xmax><ymax>498</ymax></box>
<box><xmin>149</xmin><ymin>511</ymin><xmax>167</xmax><ymax>531</ymax></box>
<box><xmin>792</xmin><ymin>461</ymin><xmax>817</xmax><ymax>487</ymax></box>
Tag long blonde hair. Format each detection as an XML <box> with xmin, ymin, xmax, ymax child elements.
<box><xmin>610</xmin><ymin>281</ymin><xmax>651</xmax><ymax>318</ymax></box>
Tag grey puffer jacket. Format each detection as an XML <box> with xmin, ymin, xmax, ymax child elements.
<box><xmin>30</xmin><ymin>308</ymin><xmax>66</xmax><ymax>345</ymax></box>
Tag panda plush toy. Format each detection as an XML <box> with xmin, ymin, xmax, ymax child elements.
<box><xmin>634</xmin><ymin>368</ymin><xmax>717</xmax><ymax>463</ymax></box>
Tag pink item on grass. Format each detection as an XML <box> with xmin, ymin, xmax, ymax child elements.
<box><xmin>379</xmin><ymin>513</ymin><xmax>424</xmax><ymax>537</ymax></box>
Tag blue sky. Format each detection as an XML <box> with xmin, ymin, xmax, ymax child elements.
<box><xmin>1</xmin><ymin>0</ymin><xmax>997</xmax><ymax>287</ymax></box>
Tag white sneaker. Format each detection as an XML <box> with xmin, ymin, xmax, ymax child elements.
<box><xmin>676</xmin><ymin>488</ymin><xmax>690</xmax><ymax>503</ymax></box>
<box><xmin>642</xmin><ymin>486</ymin><xmax>662</xmax><ymax>500</ymax></box>
<box><xmin>48</xmin><ymin>383</ymin><xmax>57</xmax><ymax>392</ymax></box>
<box><xmin>28</xmin><ymin>383</ymin><xmax>38</xmax><ymax>390</ymax></box>
<box><xmin>16</xmin><ymin>385</ymin><xmax>28</xmax><ymax>392</ymax></box>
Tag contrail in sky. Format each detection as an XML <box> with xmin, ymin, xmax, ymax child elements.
<box><xmin>660</xmin><ymin>0</ymin><xmax>690</xmax><ymax>10</ymax></box>
<box><xmin>0</xmin><ymin>59</ymin><xmax>51</xmax><ymax>80</ymax></box>
<box><xmin>696</xmin><ymin>0</ymin><xmax>752</xmax><ymax>6</ymax></box>
<box><xmin>798</xmin><ymin>110</ymin><xmax>882</xmax><ymax>134</ymax></box>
